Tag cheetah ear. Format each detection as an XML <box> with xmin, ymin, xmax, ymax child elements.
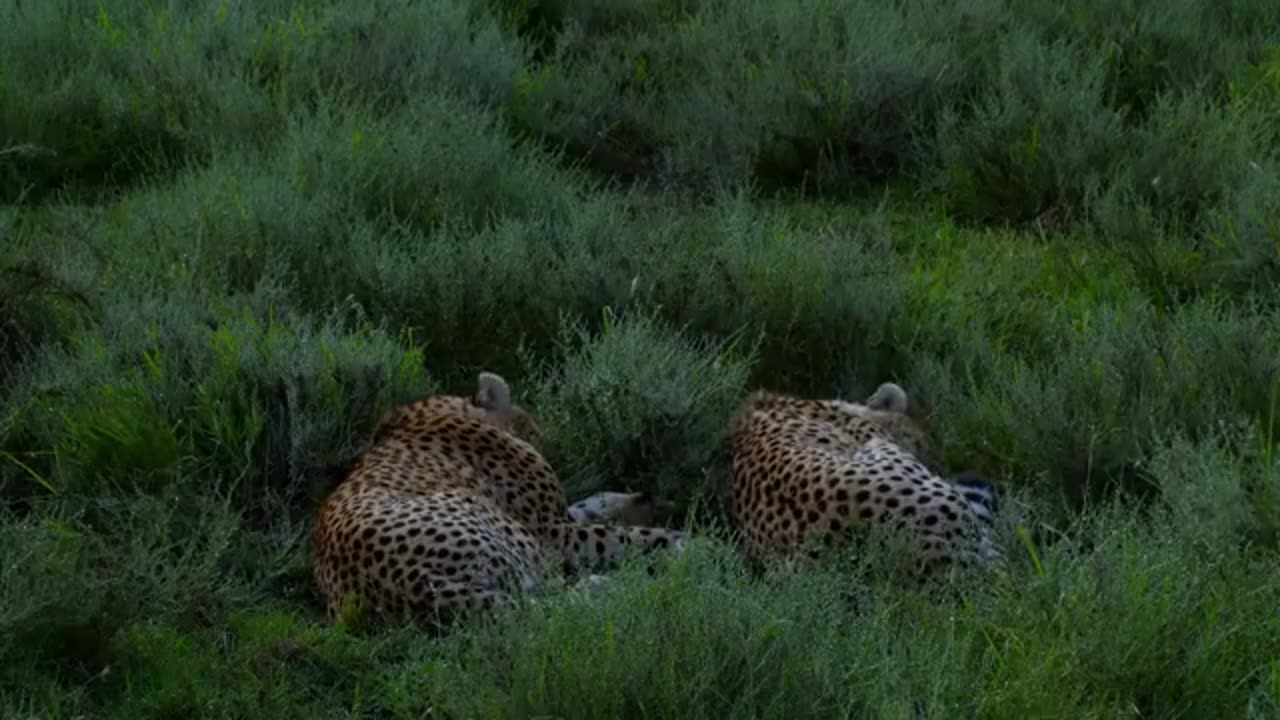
<box><xmin>475</xmin><ymin>372</ymin><xmax>512</xmax><ymax>412</ymax></box>
<box><xmin>866</xmin><ymin>382</ymin><xmax>908</xmax><ymax>414</ymax></box>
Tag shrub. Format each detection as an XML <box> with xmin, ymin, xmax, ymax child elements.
<box><xmin>398</xmin><ymin>514</ymin><xmax>1279</xmax><ymax>719</ymax></box>
<box><xmin>1146</xmin><ymin>424</ymin><xmax>1280</xmax><ymax>553</ymax></box>
<box><xmin>0</xmin><ymin>0</ymin><xmax>526</xmax><ymax>203</ymax></box>
<box><xmin>0</xmin><ymin>517</ymin><xmax>106</xmax><ymax>682</ymax></box>
<box><xmin>929</xmin><ymin>34</ymin><xmax>1126</xmax><ymax>226</ymax></box>
<box><xmin>0</xmin><ymin>0</ymin><xmax>274</xmax><ymax>202</ymax></box>
<box><xmin>1197</xmin><ymin>161</ymin><xmax>1280</xmax><ymax>300</ymax></box>
<box><xmin>3</xmin><ymin>291</ymin><xmax>429</xmax><ymax>513</ymax></box>
<box><xmin>525</xmin><ymin>309</ymin><xmax>754</xmax><ymax>518</ymax></box>
<box><xmin>1018</xmin><ymin>0</ymin><xmax>1280</xmax><ymax>116</ymax></box>
<box><xmin>0</xmin><ymin>247</ymin><xmax>96</xmax><ymax>388</ymax></box>
<box><xmin>1110</xmin><ymin>88</ymin><xmax>1263</xmax><ymax>226</ymax></box>
<box><xmin>907</xmin><ymin>296</ymin><xmax>1280</xmax><ymax>513</ymax></box>
<box><xmin>508</xmin><ymin>0</ymin><xmax>988</xmax><ymax>192</ymax></box>
<box><xmin>647</xmin><ymin>193</ymin><xmax>909</xmax><ymax>393</ymax></box>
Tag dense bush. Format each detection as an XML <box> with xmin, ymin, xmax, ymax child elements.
<box><xmin>0</xmin><ymin>0</ymin><xmax>526</xmax><ymax>203</ymax></box>
<box><xmin>504</xmin><ymin>0</ymin><xmax>994</xmax><ymax>191</ymax></box>
<box><xmin>524</xmin><ymin>309</ymin><xmax>753</xmax><ymax>517</ymax></box>
<box><xmin>3</xmin><ymin>0</ymin><xmax>1279</xmax><ymax>716</ymax></box>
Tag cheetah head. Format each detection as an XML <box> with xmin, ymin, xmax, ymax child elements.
<box><xmin>470</xmin><ymin>371</ymin><xmax>542</xmax><ymax>443</ymax></box>
<box><xmin>374</xmin><ymin>371</ymin><xmax>543</xmax><ymax>445</ymax></box>
<box><xmin>838</xmin><ymin>382</ymin><xmax>937</xmax><ymax>465</ymax></box>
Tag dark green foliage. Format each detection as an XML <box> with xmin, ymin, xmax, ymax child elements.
<box><xmin>3</xmin><ymin>0</ymin><xmax>1279</xmax><ymax>716</ymax></box>
<box><xmin>0</xmin><ymin>0</ymin><xmax>525</xmax><ymax>203</ymax></box>
<box><xmin>647</xmin><ymin>193</ymin><xmax>910</xmax><ymax>393</ymax></box>
<box><xmin>505</xmin><ymin>0</ymin><xmax>987</xmax><ymax>192</ymax></box>
<box><xmin>525</xmin><ymin>309</ymin><xmax>753</xmax><ymax>517</ymax></box>
<box><xmin>1198</xmin><ymin>162</ymin><xmax>1280</xmax><ymax>299</ymax></box>
<box><xmin>929</xmin><ymin>35</ymin><xmax>1125</xmax><ymax>225</ymax></box>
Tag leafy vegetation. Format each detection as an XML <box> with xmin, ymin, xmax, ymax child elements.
<box><xmin>2</xmin><ymin>0</ymin><xmax>1279</xmax><ymax>716</ymax></box>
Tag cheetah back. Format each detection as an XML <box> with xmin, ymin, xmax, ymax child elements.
<box><xmin>728</xmin><ymin>384</ymin><xmax>1001</xmax><ymax>573</ymax></box>
<box><xmin>311</xmin><ymin>372</ymin><xmax>685</xmax><ymax>624</ymax></box>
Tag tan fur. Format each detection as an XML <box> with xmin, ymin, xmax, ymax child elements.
<box><xmin>310</xmin><ymin>372</ymin><xmax>685</xmax><ymax>623</ymax></box>
<box><xmin>727</xmin><ymin>382</ymin><xmax>1002</xmax><ymax>574</ymax></box>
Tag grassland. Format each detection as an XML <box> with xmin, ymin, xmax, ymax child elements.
<box><xmin>3</xmin><ymin>0</ymin><xmax>1280</xmax><ymax>717</ymax></box>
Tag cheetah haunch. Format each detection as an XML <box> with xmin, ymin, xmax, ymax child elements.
<box><xmin>310</xmin><ymin>372</ymin><xmax>685</xmax><ymax>623</ymax></box>
<box><xmin>728</xmin><ymin>382</ymin><xmax>1003</xmax><ymax>575</ymax></box>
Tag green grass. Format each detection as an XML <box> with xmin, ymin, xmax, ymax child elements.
<box><xmin>3</xmin><ymin>0</ymin><xmax>1280</xmax><ymax>717</ymax></box>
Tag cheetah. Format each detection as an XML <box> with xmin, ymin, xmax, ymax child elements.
<box><xmin>310</xmin><ymin>372</ymin><xmax>686</xmax><ymax>623</ymax></box>
<box><xmin>727</xmin><ymin>381</ymin><xmax>1003</xmax><ymax>575</ymax></box>
<box><xmin>568</xmin><ymin>490</ymin><xmax>673</xmax><ymax>526</ymax></box>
